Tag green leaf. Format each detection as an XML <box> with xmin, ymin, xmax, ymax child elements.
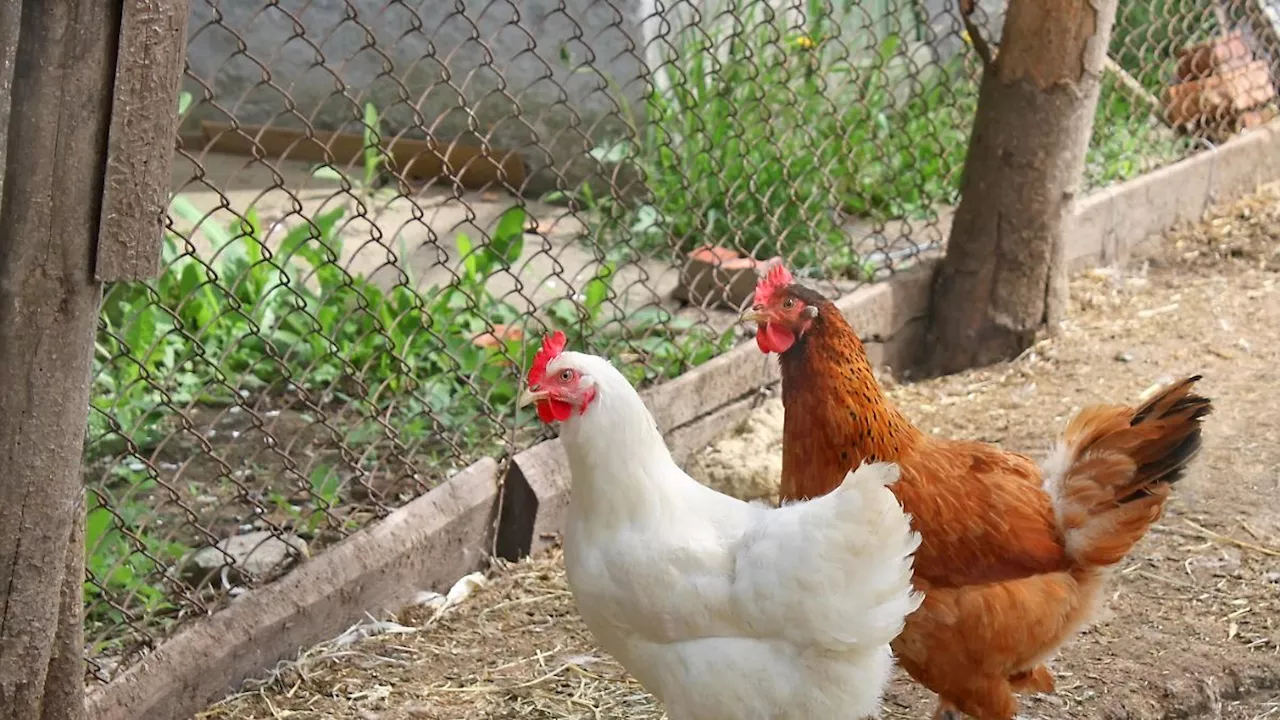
<box><xmin>584</xmin><ymin>262</ymin><xmax>613</xmax><ymax>315</ymax></box>
<box><xmin>455</xmin><ymin>231</ymin><xmax>490</xmax><ymax>281</ymax></box>
<box><xmin>169</xmin><ymin>195</ymin><xmax>232</xmax><ymax>250</ymax></box>
<box><xmin>491</xmin><ymin>206</ymin><xmax>527</xmax><ymax>267</ymax></box>
<box><xmin>362</xmin><ymin>103</ymin><xmax>383</xmax><ymax>187</ymax></box>
<box><xmin>548</xmin><ymin>298</ymin><xmax>581</xmax><ymax>326</ymax></box>
<box><xmin>125</xmin><ymin>308</ymin><xmax>159</xmax><ymax>358</ymax></box>
<box><xmin>241</xmin><ymin>208</ymin><xmax>266</xmax><ymax>278</ymax></box>
<box><xmin>589</xmin><ymin>140</ymin><xmax>634</xmax><ymax>164</ymax></box>
<box><xmin>310</xmin><ymin>165</ymin><xmax>346</xmax><ymax>183</ymax></box>
<box><xmin>309</xmin><ymin>464</ymin><xmax>342</xmax><ymax>506</ymax></box>
<box><xmin>629</xmin><ymin>205</ymin><xmax>663</xmax><ymax>237</ymax></box>
<box><xmin>85</xmin><ymin>505</ymin><xmax>114</xmax><ymax>556</ymax></box>
<box><xmin>363</xmin><ymin>103</ymin><xmax>381</xmax><ymax>144</ymax></box>
<box><xmin>280</xmin><ymin>206</ymin><xmax>346</xmax><ymax>270</ymax></box>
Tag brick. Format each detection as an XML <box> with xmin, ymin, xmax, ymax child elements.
<box><xmin>1164</xmin><ymin>59</ymin><xmax>1274</xmax><ymax>129</ymax></box>
<box><xmin>671</xmin><ymin>245</ymin><xmax>779</xmax><ymax>310</ymax></box>
<box><xmin>1238</xmin><ymin>107</ymin><xmax>1278</xmax><ymax>131</ymax></box>
<box><xmin>1175</xmin><ymin>31</ymin><xmax>1253</xmax><ymax>82</ymax></box>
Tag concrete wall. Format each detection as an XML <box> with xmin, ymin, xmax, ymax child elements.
<box><xmin>184</xmin><ymin>0</ymin><xmax>650</xmax><ymax>193</ymax></box>
<box><xmin>182</xmin><ymin>0</ymin><xmax>1001</xmax><ymax>194</ymax></box>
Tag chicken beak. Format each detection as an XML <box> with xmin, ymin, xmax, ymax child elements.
<box><xmin>517</xmin><ymin>387</ymin><xmax>548</xmax><ymax>409</ymax></box>
<box><xmin>739</xmin><ymin>306</ymin><xmax>767</xmax><ymax>326</ymax></box>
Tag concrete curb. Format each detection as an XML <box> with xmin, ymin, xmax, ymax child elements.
<box><xmin>1066</xmin><ymin>121</ymin><xmax>1280</xmax><ymax>269</ymax></box>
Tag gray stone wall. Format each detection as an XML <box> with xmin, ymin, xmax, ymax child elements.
<box><xmin>182</xmin><ymin>0</ymin><xmax>1002</xmax><ymax>194</ymax></box>
<box><xmin>184</xmin><ymin>0</ymin><xmax>650</xmax><ymax>193</ymax></box>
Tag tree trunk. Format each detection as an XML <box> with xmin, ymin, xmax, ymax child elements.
<box><xmin>0</xmin><ymin>1</ymin><xmax>122</xmax><ymax>717</ymax></box>
<box><xmin>40</xmin><ymin>497</ymin><xmax>88</xmax><ymax>720</ymax></box>
<box><xmin>924</xmin><ymin>0</ymin><xmax>1119</xmax><ymax>376</ymax></box>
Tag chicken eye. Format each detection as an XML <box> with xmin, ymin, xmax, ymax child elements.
<box><xmin>559</xmin><ymin>369</ymin><xmax>574</xmax><ymax>382</ymax></box>
<box><xmin>782</xmin><ymin>298</ymin><xmax>796</xmax><ymax>309</ymax></box>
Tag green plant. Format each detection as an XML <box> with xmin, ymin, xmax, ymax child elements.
<box><xmin>94</xmin><ymin>13</ymin><xmax>1212</xmax><ymax>651</ymax></box>
<box><xmin>87</xmin><ymin>197</ymin><xmax>525</xmax><ymax>636</ymax></box>
<box><xmin>552</xmin><ymin>1</ymin><xmax>1204</xmax><ymax>282</ymax></box>
<box><xmin>830</xmin><ymin>48</ymin><xmax>977</xmax><ymax>223</ymax></box>
<box><xmin>266</xmin><ymin>463</ymin><xmax>347</xmax><ymax>536</ymax></box>
<box><xmin>310</xmin><ymin>102</ymin><xmax>389</xmax><ymax>203</ymax></box>
<box><xmin>553</xmin><ymin>4</ymin><xmax>979</xmax><ymax>279</ymax></box>
<box><xmin>1086</xmin><ymin>74</ymin><xmax>1196</xmax><ymax>188</ymax></box>
<box><xmin>95</xmin><ymin>203</ymin><xmax>512</xmax><ymax>452</ymax></box>
<box><xmin>90</xmin><ymin>187</ymin><xmax>726</xmax><ymax>531</ymax></box>
<box><xmin>545</xmin><ymin>261</ymin><xmax>736</xmax><ymax>387</ymax></box>
<box><xmin>84</xmin><ymin>466</ymin><xmax>191</xmax><ymax>647</ymax></box>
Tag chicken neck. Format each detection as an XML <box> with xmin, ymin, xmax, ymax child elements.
<box><xmin>557</xmin><ymin>359</ymin><xmax>684</xmax><ymax>532</ymax></box>
<box><xmin>777</xmin><ymin>303</ymin><xmax>922</xmax><ymax>501</ymax></box>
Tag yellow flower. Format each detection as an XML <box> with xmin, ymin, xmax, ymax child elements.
<box><xmin>962</xmin><ymin>30</ymin><xmax>972</xmax><ymax>45</ymax></box>
<box><xmin>791</xmin><ymin>35</ymin><xmax>815</xmax><ymax>51</ymax></box>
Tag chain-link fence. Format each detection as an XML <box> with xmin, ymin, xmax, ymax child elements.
<box><xmin>83</xmin><ymin>0</ymin><xmax>1277</xmax><ymax>684</ymax></box>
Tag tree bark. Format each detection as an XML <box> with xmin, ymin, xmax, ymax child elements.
<box><xmin>40</xmin><ymin>497</ymin><xmax>87</xmax><ymax>720</ymax></box>
<box><xmin>924</xmin><ymin>0</ymin><xmax>1119</xmax><ymax>376</ymax></box>
<box><xmin>0</xmin><ymin>1</ymin><xmax>122</xmax><ymax>717</ymax></box>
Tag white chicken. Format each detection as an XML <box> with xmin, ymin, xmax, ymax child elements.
<box><xmin>518</xmin><ymin>331</ymin><xmax>925</xmax><ymax>720</ymax></box>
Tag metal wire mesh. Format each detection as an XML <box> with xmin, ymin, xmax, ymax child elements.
<box><xmin>82</xmin><ymin>0</ymin><xmax>1268</xmax><ymax>684</ymax></box>
<box><xmin>1101</xmin><ymin>0</ymin><xmax>1280</xmax><ymax>178</ymax></box>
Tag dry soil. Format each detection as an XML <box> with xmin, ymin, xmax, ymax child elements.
<box><xmin>199</xmin><ymin>184</ymin><xmax>1280</xmax><ymax>720</ymax></box>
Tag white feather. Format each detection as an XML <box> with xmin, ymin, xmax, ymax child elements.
<box><xmin>549</xmin><ymin>351</ymin><xmax>923</xmax><ymax>720</ymax></box>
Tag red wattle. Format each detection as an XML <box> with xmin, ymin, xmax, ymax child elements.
<box><xmin>756</xmin><ymin>323</ymin><xmax>796</xmax><ymax>354</ymax></box>
<box><xmin>537</xmin><ymin>398</ymin><xmax>573</xmax><ymax>423</ymax></box>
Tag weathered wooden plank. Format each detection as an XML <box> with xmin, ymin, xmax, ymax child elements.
<box><xmin>95</xmin><ymin>0</ymin><xmax>191</xmax><ymax>282</ymax></box>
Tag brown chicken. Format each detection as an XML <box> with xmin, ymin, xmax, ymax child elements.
<box><xmin>742</xmin><ymin>263</ymin><xmax>1213</xmax><ymax>720</ymax></box>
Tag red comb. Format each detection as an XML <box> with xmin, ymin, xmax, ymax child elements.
<box><xmin>528</xmin><ymin>330</ymin><xmax>567</xmax><ymax>386</ymax></box>
<box><xmin>753</xmin><ymin>262</ymin><xmax>794</xmax><ymax>306</ymax></box>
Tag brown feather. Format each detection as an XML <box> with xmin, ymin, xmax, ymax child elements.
<box><xmin>770</xmin><ymin>283</ymin><xmax>1213</xmax><ymax>720</ymax></box>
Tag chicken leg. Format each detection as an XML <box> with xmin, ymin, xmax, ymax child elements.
<box><xmin>929</xmin><ymin>665</ymin><xmax>1055</xmax><ymax>719</ymax></box>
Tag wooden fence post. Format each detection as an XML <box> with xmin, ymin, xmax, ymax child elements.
<box><xmin>0</xmin><ymin>1</ymin><xmax>188</xmax><ymax>717</ymax></box>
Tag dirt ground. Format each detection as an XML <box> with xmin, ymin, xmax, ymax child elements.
<box><xmin>198</xmin><ymin>185</ymin><xmax>1280</xmax><ymax>719</ymax></box>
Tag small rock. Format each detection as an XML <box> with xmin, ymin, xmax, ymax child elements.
<box><xmin>1114</xmin><ymin>351</ymin><xmax>1134</xmax><ymax>363</ymax></box>
<box><xmin>1264</xmin><ymin>571</ymin><xmax>1280</xmax><ymax>583</ymax></box>
<box><xmin>184</xmin><ymin>530</ymin><xmax>309</xmax><ymax>584</ymax></box>
<box><xmin>333</xmin><ymin>619</ymin><xmax>418</xmax><ymax>648</ymax></box>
